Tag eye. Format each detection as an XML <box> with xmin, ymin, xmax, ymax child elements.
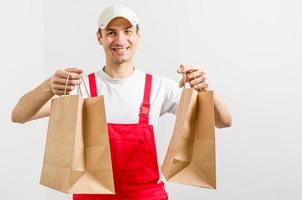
<box><xmin>125</xmin><ymin>29</ymin><xmax>133</xmax><ymax>35</ymax></box>
<box><xmin>106</xmin><ymin>31</ymin><xmax>115</xmax><ymax>36</ymax></box>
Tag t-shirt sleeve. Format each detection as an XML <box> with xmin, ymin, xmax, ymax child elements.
<box><xmin>160</xmin><ymin>77</ymin><xmax>182</xmax><ymax>116</ymax></box>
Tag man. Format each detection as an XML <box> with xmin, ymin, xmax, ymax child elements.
<box><xmin>12</xmin><ymin>5</ymin><xmax>232</xmax><ymax>200</ymax></box>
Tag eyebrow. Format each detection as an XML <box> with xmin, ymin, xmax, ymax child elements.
<box><xmin>105</xmin><ymin>26</ymin><xmax>134</xmax><ymax>32</ymax></box>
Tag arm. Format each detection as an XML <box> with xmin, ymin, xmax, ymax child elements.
<box><xmin>178</xmin><ymin>64</ymin><xmax>232</xmax><ymax>128</ymax></box>
<box><xmin>11</xmin><ymin>78</ymin><xmax>54</xmax><ymax>123</ymax></box>
<box><xmin>11</xmin><ymin>68</ymin><xmax>83</xmax><ymax>124</ymax></box>
<box><xmin>213</xmin><ymin>90</ymin><xmax>232</xmax><ymax>128</ymax></box>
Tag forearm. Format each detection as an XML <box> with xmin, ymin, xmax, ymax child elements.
<box><xmin>11</xmin><ymin>78</ymin><xmax>54</xmax><ymax>123</ymax></box>
<box><xmin>213</xmin><ymin>90</ymin><xmax>232</xmax><ymax>128</ymax></box>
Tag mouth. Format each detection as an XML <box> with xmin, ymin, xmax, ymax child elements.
<box><xmin>111</xmin><ymin>47</ymin><xmax>130</xmax><ymax>53</ymax></box>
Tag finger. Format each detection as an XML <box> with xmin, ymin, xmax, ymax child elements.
<box><xmin>193</xmin><ymin>81</ymin><xmax>209</xmax><ymax>90</ymax></box>
<box><xmin>57</xmin><ymin>71</ymin><xmax>81</xmax><ymax>80</ymax></box>
<box><xmin>64</xmin><ymin>67</ymin><xmax>84</xmax><ymax>74</ymax></box>
<box><xmin>178</xmin><ymin>65</ymin><xmax>203</xmax><ymax>74</ymax></box>
<box><xmin>56</xmin><ymin>70</ymin><xmax>82</xmax><ymax>79</ymax></box>
<box><xmin>55</xmin><ymin>70</ymin><xmax>78</xmax><ymax>79</ymax></box>
<box><xmin>68</xmin><ymin>72</ymin><xmax>82</xmax><ymax>80</ymax></box>
<box><xmin>52</xmin><ymin>85</ymin><xmax>75</xmax><ymax>91</ymax></box>
<box><xmin>53</xmin><ymin>78</ymin><xmax>82</xmax><ymax>86</ymax></box>
<box><xmin>187</xmin><ymin>71</ymin><xmax>206</xmax><ymax>80</ymax></box>
<box><xmin>53</xmin><ymin>90</ymin><xmax>71</xmax><ymax>96</ymax></box>
<box><xmin>188</xmin><ymin>76</ymin><xmax>207</xmax><ymax>87</ymax></box>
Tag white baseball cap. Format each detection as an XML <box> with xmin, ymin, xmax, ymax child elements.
<box><xmin>97</xmin><ymin>5</ymin><xmax>139</xmax><ymax>29</ymax></box>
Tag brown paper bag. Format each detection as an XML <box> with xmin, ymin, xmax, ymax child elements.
<box><xmin>161</xmin><ymin>88</ymin><xmax>216</xmax><ymax>189</ymax></box>
<box><xmin>40</xmin><ymin>95</ymin><xmax>115</xmax><ymax>194</ymax></box>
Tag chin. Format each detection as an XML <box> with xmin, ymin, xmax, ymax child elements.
<box><xmin>113</xmin><ymin>58</ymin><xmax>130</xmax><ymax>64</ymax></box>
<box><xmin>112</xmin><ymin>55</ymin><xmax>133</xmax><ymax>64</ymax></box>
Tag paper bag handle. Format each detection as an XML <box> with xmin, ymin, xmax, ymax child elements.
<box><xmin>182</xmin><ymin>72</ymin><xmax>203</xmax><ymax>92</ymax></box>
<box><xmin>62</xmin><ymin>72</ymin><xmax>91</xmax><ymax>98</ymax></box>
<box><xmin>77</xmin><ymin>75</ymin><xmax>91</xmax><ymax>98</ymax></box>
<box><xmin>63</xmin><ymin>72</ymin><xmax>70</xmax><ymax>96</ymax></box>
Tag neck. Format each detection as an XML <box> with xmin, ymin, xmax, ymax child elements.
<box><xmin>103</xmin><ymin>61</ymin><xmax>135</xmax><ymax>79</ymax></box>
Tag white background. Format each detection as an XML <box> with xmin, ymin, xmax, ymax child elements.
<box><xmin>1</xmin><ymin>0</ymin><xmax>302</xmax><ymax>199</ymax></box>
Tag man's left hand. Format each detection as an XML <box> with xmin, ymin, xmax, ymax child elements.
<box><xmin>177</xmin><ymin>64</ymin><xmax>211</xmax><ymax>91</ymax></box>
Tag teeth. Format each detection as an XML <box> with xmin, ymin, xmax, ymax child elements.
<box><xmin>112</xmin><ymin>47</ymin><xmax>129</xmax><ymax>52</ymax></box>
<box><xmin>112</xmin><ymin>47</ymin><xmax>129</xmax><ymax>50</ymax></box>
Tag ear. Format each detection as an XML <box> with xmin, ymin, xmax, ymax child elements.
<box><xmin>96</xmin><ymin>31</ymin><xmax>103</xmax><ymax>45</ymax></box>
<box><xmin>137</xmin><ymin>29</ymin><xmax>141</xmax><ymax>38</ymax></box>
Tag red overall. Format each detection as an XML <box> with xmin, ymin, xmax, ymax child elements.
<box><xmin>73</xmin><ymin>73</ymin><xmax>168</xmax><ymax>200</ymax></box>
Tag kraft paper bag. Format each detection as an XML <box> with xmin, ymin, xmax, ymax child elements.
<box><xmin>40</xmin><ymin>94</ymin><xmax>115</xmax><ymax>194</ymax></box>
<box><xmin>161</xmin><ymin>88</ymin><xmax>216</xmax><ymax>189</ymax></box>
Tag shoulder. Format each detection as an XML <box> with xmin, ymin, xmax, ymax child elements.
<box><xmin>144</xmin><ymin>71</ymin><xmax>181</xmax><ymax>100</ymax></box>
<box><xmin>80</xmin><ymin>70</ymin><xmax>103</xmax><ymax>86</ymax></box>
<box><xmin>147</xmin><ymin>72</ymin><xmax>179</xmax><ymax>91</ymax></box>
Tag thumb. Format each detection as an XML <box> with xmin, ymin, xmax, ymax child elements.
<box><xmin>179</xmin><ymin>76</ymin><xmax>186</xmax><ymax>88</ymax></box>
<box><xmin>177</xmin><ymin>64</ymin><xmax>184</xmax><ymax>74</ymax></box>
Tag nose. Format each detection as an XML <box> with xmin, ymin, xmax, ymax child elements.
<box><xmin>114</xmin><ymin>32</ymin><xmax>127</xmax><ymax>46</ymax></box>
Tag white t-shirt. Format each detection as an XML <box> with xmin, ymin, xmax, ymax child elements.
<box><xmin>75</xmin><ymin>68</ymin><xmax>182</xmax><ymax>136</ymax></box>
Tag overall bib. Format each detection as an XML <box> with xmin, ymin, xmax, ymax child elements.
<box><xmin>73</xmin><ymin>73</ymin><xmax>168</xmax><ymax>200</ymax></box>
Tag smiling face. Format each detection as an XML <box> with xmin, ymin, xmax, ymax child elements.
<box><xmin>97</xmin><ymin>17</ymin><xmax>140</xmax><ymax>65</ymax></box>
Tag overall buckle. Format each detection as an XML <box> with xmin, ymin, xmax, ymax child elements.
<box><xmin>140</xmin><ymin>103</ymin><xmax>150</xmax><ymax>115</ymax></box>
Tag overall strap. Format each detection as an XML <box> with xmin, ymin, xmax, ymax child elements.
<box><xmin>139</xmin><ymin>73</ymin><xmax>152</xmax><ymax>125</ymax></box>
<box><xmin>88</xmin><ymin>73</ymin><xmax>98</xmax><ymax>97</ymax></box>
<box><xmin>88</xmin><ymin>72</ymin><xmax>152</xmax><ymax>124</ymax></box>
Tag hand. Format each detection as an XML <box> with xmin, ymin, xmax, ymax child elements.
<box><xmin>50</xmin><ymin>67</ymin><xmax>83</xmax><ymax>95</ymax></box>
<box><xmin>177</xmin><ymin>64</ymin><xmax>210</xmax><ymax>91</ymax></box>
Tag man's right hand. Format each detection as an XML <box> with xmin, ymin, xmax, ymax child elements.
<box><xmin>50</xmin><ymin>67</ymin><xmax>83</xmax><ymax>95</ymax></box>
